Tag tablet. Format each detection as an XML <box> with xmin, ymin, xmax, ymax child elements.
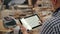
<box><xmin>20</xmin><ymin>14</ymin><xmax>41</xmax><ymax>30</ymax></box>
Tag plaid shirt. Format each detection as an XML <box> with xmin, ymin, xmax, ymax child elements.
<box><xmin>40</xmin><ymin>10</ymin><xmax>60</xmax><ymax>34</ymax></box>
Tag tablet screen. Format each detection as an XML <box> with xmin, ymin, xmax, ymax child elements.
<box><xmin>20</xmin><ymin>14</ymin><xmax>41</xmax><ymax>30</ymax></box>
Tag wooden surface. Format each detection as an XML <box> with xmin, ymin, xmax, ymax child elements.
<box><xmin>28</xmin><ymin>0</ymin><xmax>32</xmax><ymax>5</ymax></box>
<box><xmin>0</xmin><ymin>12</ymin><xmax>1</xmax><ymax>19</ymax></box>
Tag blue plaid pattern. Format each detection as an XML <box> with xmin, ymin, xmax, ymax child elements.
<box><xmin>40</xmin><ymin>9</ymin><xmax>60</xmax><ymax>34</ymax></box>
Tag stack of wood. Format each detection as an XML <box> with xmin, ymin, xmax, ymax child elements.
<box><xmin>0</xmin><ymin>0</ymin><xmax>2</xmax><ymax>19</ymax></box>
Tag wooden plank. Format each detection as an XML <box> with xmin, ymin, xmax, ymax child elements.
<box><xmin>28</xmin><ymin>0</ymin><xmax>32</xmax><ymax>6</ymax></box>
<box><xmin>14</xmin><ymin>5</ymin><xmax>33</xmax><ymax>8</ymax></box>
<box><xmin>0</xmin><ymin>11</ymin><xmax>1</xmax><ymax>19</ymax></box>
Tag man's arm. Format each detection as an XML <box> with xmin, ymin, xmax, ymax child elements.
<box><xmin>40</xmin><ymin>17</ymin><xmax>54</xmax><ymax>34</ymax></box>
<box><xmin>40</xmin><ymin>17</ymin><xmax>60</xmax><ymax>34</ymax></box>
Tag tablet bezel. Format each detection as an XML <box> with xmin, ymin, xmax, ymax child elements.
<box><xmin>19</xmin><ymin>14</ymin><xmax>41</xmax><ymax>30</ymax></box>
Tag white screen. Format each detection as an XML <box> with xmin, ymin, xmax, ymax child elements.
<box><xmin>20</xmin><ymin>15</ymin><xmax>41</xmax><ymax>30</ymax></box>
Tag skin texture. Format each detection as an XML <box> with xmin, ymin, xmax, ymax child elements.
<box><xmin>20</xmin><ymin>25</ymin><xmax>28</xmax><ymax>34</ymax></box>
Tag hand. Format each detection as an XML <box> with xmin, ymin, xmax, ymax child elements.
<box><xmin>20</xmin><ymin>25</ymin><xmax>27</xmax><ymax>32</ymax></box>
<box><xmin>20</xmin><ymin>26</ymin><xmax>28</xmax><ymax>34</ymax></box>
